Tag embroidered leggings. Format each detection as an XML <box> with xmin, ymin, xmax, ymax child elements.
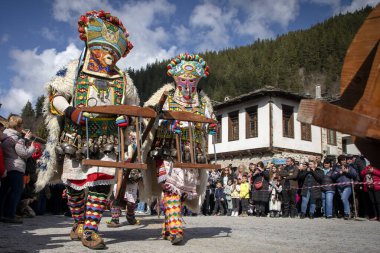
<box><xmin>66</xmin><ymin>185</ymin><xmax>110</xmax><ymax>232</ymax></box>
<box><xmin>162</xmin><ymin>192</ymin><xmax>183</xmax><ymax>238</ymax></box>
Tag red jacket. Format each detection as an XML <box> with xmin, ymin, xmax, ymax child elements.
<box><xmin>0</xmin><ymin>147</ymin><xmax>5</xmax><ymax>177</ymax></box>
<box><xmin>360</xmin><ymin>165</ymin><xmax>380</xmax><ymax>192</ymax></box>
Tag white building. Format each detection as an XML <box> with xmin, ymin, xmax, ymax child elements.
<box><xmin>207</xmin><ymin>87</ymin><xmax>347</xmax><ymax>167</ymax></box>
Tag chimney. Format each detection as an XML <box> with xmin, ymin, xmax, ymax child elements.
<box><xmin>315</xmin><ymin>85</ymin><xmax>321</xmax><ymax>99</ymax></box>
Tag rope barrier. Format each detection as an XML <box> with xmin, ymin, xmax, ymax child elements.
<box><xmin>252</xmin><ymin>181</ymin><xmax>380</xmax><ymax>192</ymax></box>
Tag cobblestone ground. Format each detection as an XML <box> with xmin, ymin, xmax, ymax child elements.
<box><xmin>0</xmin><ymin>213</ymin><xmax>379</xmax><ymax>253</ymax></box>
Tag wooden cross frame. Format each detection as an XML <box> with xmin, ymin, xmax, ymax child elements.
<box><xmin>80</xmin><ymin>93</ymin><xmax>221</xmax><ymax>202</ymax></box>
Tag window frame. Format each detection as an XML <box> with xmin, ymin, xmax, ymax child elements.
<box><xmin>282</xmin><ymin>104</ymin><xmax>294</xmax><ymax>138</ymax></box>
<box><xmin>245</xmin><ymin>105</ymin><xmax>258</xmax><ymax>139</ymax></box>
<box><xmin>228</xmin><ymin>111</ymin><xmax>239</xmax><ymax>141</ymax></box>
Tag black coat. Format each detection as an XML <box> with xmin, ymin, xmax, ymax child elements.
<box><xmin>321</xmin><ymin>170</ymin><xmax>336</xmax><ymax>192</ymax></box>
<box><xmin>298</xmin><ymin>168</ymin><xmax>323</xmax><ymax>200</ymax></box>
<box><xmin>251</xmin><ymin>170</ymin><xmax>270</xmax><ymax>202</ymax></box>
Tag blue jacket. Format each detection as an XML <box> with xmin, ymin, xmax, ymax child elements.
<box><xmin>214</xmin><ymin>187</ymin><xmax>225</xmax><ymax>200</ymax></box>
<box><xmin>331</xmin><ymin>164</ymin><xmax>357</xmax><ymax>189</ymax></box>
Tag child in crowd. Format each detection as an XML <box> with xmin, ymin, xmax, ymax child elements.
<box><xmin>212</xmin><ymin>181</ymin><xmax>225</xmax><ymax>215</ymax></box>
<box><xmin>231</xmin><ymin>179</ymin><xmax>240</xmax><ymax>216</ymax></box>
<box><xmin>239</xmin><ymin>175</ymin><xmax>250</xmax><ymax>217</ymax></box>
<box><xmin>269</xmin><ymin>176</ymin><xmax>282</xmax><ymax>218</ymax></box>
<box><xmin>224</xmin><ymin>179</ymin><xmax>233</xmax><ymax>216</ymax></box>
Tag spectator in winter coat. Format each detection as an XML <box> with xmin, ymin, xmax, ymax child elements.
<box><xmin>0</xmin><ymin>115</ymin><xmax>35</xmax><ymax>223</ymax></box>
<box><xmin>298</xmin><ymin>161</ymin><xmax>323</xmax><ymax>219</ymax></box>
<box><xmin>251</xmin><ymin>161</ymin><xmax>270</xmax><ymax>217</ymax></box>
<box><xmin>332</xmin><ymin>155</ymin><xmax>357</xmax><ymax>220</ymax></box>
<box><xmin>321</xmin><ymin>159</ymin><xmax>336</xmax><ymax>219</ymax></box>
<box><xmin>212</xmin><ymin>181</ymin><xmax>225</xmax><ymax>215</ymax></box>
<box><xmin>279</xmin><ymin>157</ymin><xmax>299</xmax><ymax>218</ymax></box>
<box><xmin>360</xmin><ymin>165</ymin><xmax>380</xmax><ymax>221</ymax></box>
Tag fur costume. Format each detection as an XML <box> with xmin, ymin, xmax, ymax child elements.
<box><xmin>35</xmin><ymin>59</ymin><xmax>139</xmax><ymax>192</ymax></box>
<box><xmin>141</xmin><ymin>55</ymin><xmax>214</xmax><ymax>214</ymax></box>
<box><xmin>36</xmin><ymin>10</ymin><xmax>139</xmax><ymax>250</ymax></box>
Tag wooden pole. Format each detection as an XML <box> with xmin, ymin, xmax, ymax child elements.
<box><xmin>188</xmin><ymin>122</ymin><xmax>195</xmax><ymax>164</ymax></box>
<box><xmin>135</xmin><ymin>117</ymin><xmax>141</xmax><ymax>163</ymax></box>
<box><xmin>175</xmin><ymin>134</ymin><xmax>181</xmax><ymax>162</ymax></box>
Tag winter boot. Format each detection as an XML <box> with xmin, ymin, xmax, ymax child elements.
<box><xmin>69</xmin><ymin>222</ymin><xmax>84</xmax><ymax>240</ymax></box>
<box><xmin>82</xmin><ymin>230</ymin><xmax>106</xmax><ymax>250</ymax></box>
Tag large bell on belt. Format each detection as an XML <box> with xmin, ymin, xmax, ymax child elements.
<box><xmin>103</xmin><ymin>143</ymin><xmax>114</xmax><ymax>154</ymax></box>
<box><xmin>81</xmin><ymin>146</ymin><xmax>87</xmax><ymax>157</ymax></box>
<box><xmin>61</xmin><ymin>142</ymin><xmax>69</xmax><ymax>150</ymax></box>
<box><xmin>55</xmin><ymin>145</ymin><xmax>65</xmax><ymax>161</ymax></box>
<box><xmin>75</xmin><ymin>150</ymin><xmax>83</xmax><ymax>161</ymax></box>
<box><xmin>64</xmin><ymin>145</ymin><xmax>77</xmax><ymax>156</ymax></box>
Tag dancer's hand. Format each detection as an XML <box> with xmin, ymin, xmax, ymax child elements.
<box><xmin>65</xmin><ymin>106</ymin><xmax>86</xmax><ymax>125</ymax></box>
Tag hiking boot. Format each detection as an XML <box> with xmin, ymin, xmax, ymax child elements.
<box><xmin>82</xmin><ymin>230</ymin><xmax>106</xmax><ymax>250</ymax></box>
<box><xmin>69</xmin><ymin>222</ymin><xmax>84</xmax><ymax>240</ymax></box>
<box><xmin>106</xmin><ymin>220</ymin><xmax>122</xmax><ymax>228</ymax></box>
<box><xmin>169</xmin><ymin>234</ymin><xmax>183</xmax><ymax>245</ymax></box>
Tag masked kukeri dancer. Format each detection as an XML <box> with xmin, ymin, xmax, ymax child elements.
<box><xmin>141</xmin><ymin>53</ymin><xmax>217</xmax><ymax>245</ymax></box>
<box><xmin>35</xmin><ymin>10</ymin><xmax>139</xmax><ymax>249</ymax></box>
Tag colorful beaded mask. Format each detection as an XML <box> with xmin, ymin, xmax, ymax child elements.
<box><xmin>167</xmin><ymin>53</ymin><xmax>209</xmax><ymax>104</ymax></box>
<box><xmin>78</xmin><ymin>10</ymin><xmax>133</xmax><ymax>61</ymax></box>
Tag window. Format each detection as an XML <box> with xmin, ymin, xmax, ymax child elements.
<box><xmin>228</xmin><ymin>111</ymin><xmax>239</xmax><ymax>141</ymax></box>
<box><xmin>301</xmin><ymin>123</ymin><xmax>312</xmax><ymax>141</ymax></box>
<box><xmin>282</xmin><ymin>105</ymin><xmax>294</xmax><ymax>138</ymax></box>
<box><xmin>327</xmin><ymin>129</ymin><xmax>337</xmax><ymax>146</ymax></box>
<box><xmin>245</xmin><ymin>106</ymin><xmax>258</xmax><ymax>138</ymax></box>
<box><xmin>214</xmin><ymin>115</ymin><xmax>222</xmax><ymax>144</ymax></box>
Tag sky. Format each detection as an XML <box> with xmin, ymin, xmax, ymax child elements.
<box><xmin>0</xmin><ymin>0</ymin><xmax>379</xmax><ymax>116</ymax></box>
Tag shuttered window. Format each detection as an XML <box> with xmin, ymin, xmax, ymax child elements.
<box><xmin>228</xmin><ymin>111</ymin><xmax>239</xmax><ymax>141</ymax></box>
<box><xmin>327</xmin><ymin>129</ymin><xmax>337</xmax><ymax>145</ymax></box>
<box><xmin>282</xmin><ymin>105</ymin><xmax>294</xmax><ymax>138</ymax></box>
<box><xmin>245</xmin><ymin>106</ymin><xmax>258</xmax><ymax>138</ymax></box>
<box><xmin>301</xmin><ymin>123</ymin><xmax>312</xmax><ymax>141</ymax></box>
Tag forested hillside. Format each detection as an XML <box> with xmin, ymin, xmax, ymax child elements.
<box><xmin>129</xmin><ymin>7</ymin><xmax>372</xmax><ymax>102</ymax></box>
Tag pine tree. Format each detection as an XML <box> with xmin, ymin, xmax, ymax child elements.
<box><xmin>35</xmin><ymin>95</ymin><xmax>45</xmax><ymax>118</ymax></box>
<box><xmin>20</xmin><ymin>101</ymin><xmax>35</xmax><ymax>131</ymax></box>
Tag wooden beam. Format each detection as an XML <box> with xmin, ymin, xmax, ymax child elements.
<box><xmin>81</xmin><ymin>105</ymin><xmax>157</xmax><ymax>118</ymax></box>
<box><xmin>298</xmin><ymin>99</ymin><xmax>380</xmax><ymax>139</ymax></box>
<box><xmin>162</xmin><ymin>111</ymin><xmax>217</xmax><ymax>124</ymax></box>
<box><xmin>82</xmin><ymin>159</ymin><xmax>148</xmax><ymax>169</ymax></box>
<box><xmin>172</xmin><ymin>162</ymin><xmax>221</xmax><ymax>170</ymax></box>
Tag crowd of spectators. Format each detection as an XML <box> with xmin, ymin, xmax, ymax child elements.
<box><xmin>201</xmin><ymin>156</ymin><xmax>380</xmax><ymax>221</ymax></box>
